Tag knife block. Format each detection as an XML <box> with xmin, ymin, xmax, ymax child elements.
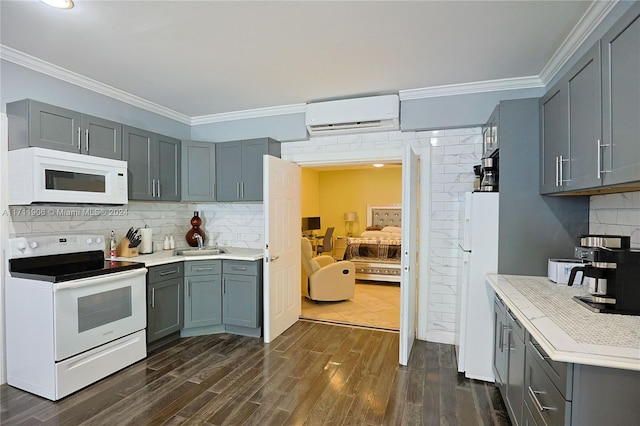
<box><xmin>117</xmin><ymin>238</ymin><xmax>138</xmax><ymax>257</ymax></box>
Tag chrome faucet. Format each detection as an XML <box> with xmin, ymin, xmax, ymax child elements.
<box><xmin>194</xmin><ymin>234</ymin><xmax>204</xmax><ymax>249</ymax></box>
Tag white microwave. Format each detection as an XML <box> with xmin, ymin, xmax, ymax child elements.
<box><xmin>8</xmin><ymin>147</ymin><xmax>128</xmax><ymax>205</ymax></box>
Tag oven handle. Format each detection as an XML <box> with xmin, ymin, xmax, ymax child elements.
<box><xmin>53</xmin><ymin>268</ymin><xmax>147</xmax><ymax>291</ymax></box>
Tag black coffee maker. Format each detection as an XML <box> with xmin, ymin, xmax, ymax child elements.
<box><xmin>569</xmin><ymin>235</ymin><xmax>640</xmax><ymax>315</ymax></box>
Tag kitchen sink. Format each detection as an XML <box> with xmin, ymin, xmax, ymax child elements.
<box><xmin>175</xmin><ymin>247</ymin><xmax>226</xmax><ymax>256</ymax></box>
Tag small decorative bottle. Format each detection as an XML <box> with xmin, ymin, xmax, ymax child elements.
<box><xmin>185</xmin><ymin>211</ymin><xmax>206</xmax><ymax>247</ymax></box>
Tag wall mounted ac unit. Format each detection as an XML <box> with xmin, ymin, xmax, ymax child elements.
<box><xmin>305</xmin><ymin>94</ymin><xmax>399</xmax><ymax>136</ymax></box>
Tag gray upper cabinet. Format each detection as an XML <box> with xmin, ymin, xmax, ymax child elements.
<box><xmin>540</xmin><ymin>42</ymin><xmax>601</xmax><ymax>194</ymax></box>
<box><xmin>540</xmin><ymin>85</ymin><xmax>568</xmax><ymax>194</ymax></box>
<box><xmin>540</xmin><ymin>3</ymin><xmax>640</xmax><ymax>194</ymax></box>
<box><xmin>81</xmin><ymin>114</ymin><xmax>122</xmax><ymax>160</ymax></box>
<box><xmin>181</xmin><ymin>140</ymin><xmax>216</xmax><ymax>202</ymax></box>
<box><xmin>156</xmin><ymin>134</ymin><xmax>181</xmax><ymax>201</ymax></box>
<box><xmin>7</xmin><ymin>99</ymin><xmax>122</xmax><ymax>159</ymax></box>
<box><xmin>566</xmin><ymin>42</ymin><xmax>602</xmax><ymax>191</ymax></box>
<box><xmin>215</xmin><ymin>137</ymin><xmax>281</xmax><ymax>202</ymax></box>
<box><xmin>123</xmin><ymin>125</ymin><xmax>181</xmax><ymax>201</ymax></box>
<box><xmin>602</xmin><ymin>1</ymin><xmax>640</xmax><ymax>186</ymax></box>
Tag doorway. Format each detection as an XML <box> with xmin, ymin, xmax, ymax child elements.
<box><xmin>298</xmin><ymin>163</ymin><xmax>403</xmax><ymax>330</ymax></box>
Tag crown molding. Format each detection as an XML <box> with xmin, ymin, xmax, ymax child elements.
<box><xmin>539</xmin><ymin>0</ymin><xmax>618</xmax><ymax>85</ymax></box>
<box><xmin>191</xmin><ymin>103</ymin><xmax>307</xmax><ymax>126</ymax></box>
<box><xmin>0</xmin><ymin>45</ymin><xmax>191</xmax><ymax>125</ymax></box>
<box><xmin>399</xmin><ymin>76</ymin><xmax>544</xmax><ymax>101</ymax></box>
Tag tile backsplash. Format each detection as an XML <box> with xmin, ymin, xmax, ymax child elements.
<box><xmin>5</xmin><ymin>201</ymin><xmax>265</xmax><ymax>251</ymax></box>
<box><xmin>589</xmin><ymin>191</ymin><xmax>640</xmax><ymax>248</ymax></box>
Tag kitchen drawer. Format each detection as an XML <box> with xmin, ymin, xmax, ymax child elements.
<box><xmin>223</xmin><ymin>260</ymin><xmax>258</xmax><ymax>276</ymax></box>
<box><xmin>148</xmin><ymin>262</ymin><xmax>183</xmax><ymax>282</ymax></box>
<box><xmin>523</xmin><ymin>400</ymin><xmax>541</xmax><ymax>426</ymax></box>
<box><xmin>527</xmin><ymin>336</ymin><xmax>573</xmax><ymax>400</ymax></box>
<box><xmin>184</xmin><ymin>260</ymin><xmax>221</xmax><ymax>277</ymax></box>
<box><xmin>525</xmin><ymin>345</ymin><xmax>571</xmax><ymax>426</ymax></box>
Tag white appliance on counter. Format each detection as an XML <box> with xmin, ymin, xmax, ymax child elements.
<box><xmin>8</xmin><ymin>147</ymin><xmax>128</xmax><ymax>205</ymax></box>
<box><xmin>455</xmin><ymin>192</ymin><xmax>499</xmax><ymax>382</ymax></box>
<box><xmin>4</xmin><ymin>234</ymin><xmax>147</xmax><ymax>400</ymax></box>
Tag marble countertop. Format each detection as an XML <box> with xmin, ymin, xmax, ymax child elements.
<box><xmin>111</xmin><ymin>247</ymin><xmax>263</xmax><ymax>267</ymax></box>
<box><xmin>487</xmin><ymin>274</ymin><xmax>640</xmax><ymax>371</ymax></box>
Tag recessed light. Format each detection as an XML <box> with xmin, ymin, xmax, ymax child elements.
<box><xmin>41</xmin><ymin>0</ymin><xmax>74</xmax><ymax>9</ymax></box>
<box><xmin>373</xmin><ymin>163</ymin><xmax>384</xmax><ymax>168</ymax></box>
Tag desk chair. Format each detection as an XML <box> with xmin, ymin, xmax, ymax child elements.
<box><xmin>316</xmin><ymin>227</ymin><xmax>334</xmax><ymax>256</ymax></box>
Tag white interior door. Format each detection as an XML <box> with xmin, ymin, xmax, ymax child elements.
<box><xmin>400</xmin><ymin>146</ymin><xmax>419</xmax><ymax>365</ymax></box>
<box><xmin>263</xmin><ymin>156</ymin><xmax>301</xmax><ymax>343</ymax></box>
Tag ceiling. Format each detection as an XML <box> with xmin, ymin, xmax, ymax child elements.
<box><xmin>1</xmin><ymin>1</ymin><xmax>600</xmax><ymax>122</ymax></box>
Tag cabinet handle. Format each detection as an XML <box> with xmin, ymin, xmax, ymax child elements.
<box><xmin>558</xmin><ymin>155</ymin><xmax>567</xmax><ymax>185</ymax></box>
<box><xmin>597</xmin><ymin>139</ymin><xmax>602</xmax><ymax>179</ymax></box>
<box><xmin>499</xmin><ymin>323</ymin><xmax>505</xmax><ymax>352</ymax></box>
<box><xmin>159</xmin><ymin>269</ymin><xmax>179</xmax><ymax>276</ymax></box>
<box><xmin>187</xmin><ymin>281</ymin><xmax>191</xmax><ymax>298</ymax></box>
<box><xmin>151</xmin><ymin>287</ymin><xmax>155</xmax><ymax>308</ymax></box>
<box><xmin>157</xmin><ymin>180</ymin><xmax>161</xmax><ymax>198</ymax></box>
<box><xmin>241</xmin><ymin>181</ymin><xmax>244</xmax><ymax>198</ymax></box>
<box><xmin>85</xmin><ymin>128</ymin><xmax>89</xmax><ymax>152</ymax></box>
<box><xmin>597</xmin><ymin>139</ymin><xmax>611</xmax><ymax>179</ymax></box>
<box><xmin>232</xmin><ymin>266</ymin><xmax>248</xmax><ymax>271</ymax></box>
<box><xmin>501</xmin><ymin>325</ymin><xmax>512</xmax><ymax>352</ymax></box>
<box><xmin>236</xmin><ymin>182</ymin><xmax>240</xmax><ymax>199</ymax></box>
<box><xmin>223</xmin><ymin>278</ymin><xmax>226</xmax><ymax>294</ymax></box>
<box><xmin>531</xmin><ymin>342</ymin><xmax>550</xmax><ymax>361</ymax></box>
<box><xmin>77</xmin><ymin>127</ymin><xmax>81</xmax><ymax>149</ymax></box>
<box><xmin>152</xmin><ymin>179</ymin><xmax>156</xmax><ymax>198</ymax></box>
<box><xmin>528</xmin><ymin>386</ymin><xmax>554</xmax><ymax>412</ymax></box>
<box><xmin>193</xmin><ymin>267</ymin><xmax>215</xmax><ymax>271</ymax></box>
<box><xmin>555</xmin><ymin>156</ymin><xmax>560</xmax><ymax>187</ymax></box>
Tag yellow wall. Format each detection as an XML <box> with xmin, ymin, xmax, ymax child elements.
<box><xmin>300</xmin><ymin>167</ymin><xmax>402</xmax><ymax>237</ymax></box>
<box><xmin>300</xmin><ymin>168</ymin><xmax>320</xmax><ymax>217</ymax></box>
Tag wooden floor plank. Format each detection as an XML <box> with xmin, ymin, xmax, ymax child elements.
<box><xmin>0</xmin><ymin>322</ymin><xmax>510</xmax><ymax>426</ymax></box>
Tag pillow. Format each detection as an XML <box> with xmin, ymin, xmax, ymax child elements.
<box><xmin>366</xmin><ymin>225</ymin><xmax>383</xmax><ymax>231</ymax></box>
<box><xmin>382</xmin><ymin>226</ymin><xmax>402</xmax><ymax>233</ymax></box>
<box><xmin>360</xmin><ymin>230</ymin><xmax>387</xmax><ymax>238</ymax></box>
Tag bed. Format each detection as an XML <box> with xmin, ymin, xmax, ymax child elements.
<box><xmin>344</xmin><ymin>204</ymin><xmax>402</xmax><ymax>282</ymax></box>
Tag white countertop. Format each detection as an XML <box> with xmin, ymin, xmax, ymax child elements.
<box><xmin>110</xmin><ymin>247</ymin><xmax>264</xmax><ymax>267</ymax></box>
<box><xmin>487</xmin><ymin>274</ymin><xmax>640</xmax><ymax>371</ymax></box>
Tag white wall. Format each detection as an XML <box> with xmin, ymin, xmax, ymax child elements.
<box><xmin>282</xmin><ymin>128</ymin><xmax>482</xmax><ymax>344</ymax></box>
<box><xmin>1</xmin><ymin>113</ymin><xmax>8</xmax><ymax>383</ymax></box>
<box><xmin>590</xmin><ymin>192</ymin><xmax>640</xmax><ymax>248</ymax></box>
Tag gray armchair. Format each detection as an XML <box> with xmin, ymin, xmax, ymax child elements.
<box><xmin>301</xmin><ymin>237</ymin><xmax>355</xmax><ymax>301</ymax></box>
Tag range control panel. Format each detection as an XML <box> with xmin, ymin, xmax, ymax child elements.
<box><xmin>7</xmin><ymin>234</ymin><xmax>105</xmax><ymax>259</ymax></box>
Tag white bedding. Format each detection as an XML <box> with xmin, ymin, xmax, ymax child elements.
<box><xmin>359</xmin><ymin>230</ymin><xmax>402</xmax><ymax>240</ymax></box>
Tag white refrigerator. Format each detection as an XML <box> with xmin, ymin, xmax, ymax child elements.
<box><xmin>454</xmin><ymin>191</ymin><xmax>499</xmax><ymax>382</ymax></box>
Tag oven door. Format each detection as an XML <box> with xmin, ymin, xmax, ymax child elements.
<box><xmin>53</xmin><ymin>268</ymin><xmax>147</xmax><ymax>361</ymax></box>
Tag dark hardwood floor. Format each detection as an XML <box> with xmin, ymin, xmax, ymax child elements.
<box><xmin>0</xmin><ymin>321</ymin><xmax>510</xmax><ymax>425</ymax></box>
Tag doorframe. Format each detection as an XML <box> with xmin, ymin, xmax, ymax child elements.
<box><xmin>287</xmin><ymin>144</ymin><xmax>431</xmax><ymax>356</ymax></box>
<box><xmin>1</xmin><ymin>113</ymin><xmax>8</xmax><ymax>384</ymax></box>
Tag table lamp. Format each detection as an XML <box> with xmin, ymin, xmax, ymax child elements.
<box><xmin>344</xmin><ymin>211</ymin><xmax>357</xmax><ymax>236</ymax></box>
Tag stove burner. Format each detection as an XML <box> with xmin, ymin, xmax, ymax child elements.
<box><xmin>9</xmin><ymin>250</ymin><xmax>145</xmax><ymax>282</ymax></box>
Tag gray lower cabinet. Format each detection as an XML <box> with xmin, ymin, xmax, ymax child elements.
<box><xmin>147</xmin><ymin>263</ymin><xmax>184</xmax><ymax>348</ymax></box>
<box><xmin>181</xmin><ymin>140</ymin><xmax>216</xmax><ymax>201</ymax></box>
<box><xmin>495</xmin><ymin>297</ymin><xmax>640</xmax><ymax>425</ymax></box>
<box><xmin>215</xmin><ymin>138</ymin><xmax>281</xmax><ymax>202</ymax></box>
<box><xmin>222</xmin><ymin>260</ymin><xmax>263</xmax><ymax>337</ymax></box>
<box><xmin>7</xmin><ymin>99</ymin><xmax>122</xmax><ymax>159</ymax></box>
<box><xmin>602</xmin><ymin>1</ymin><xmax>640</xmax><ymax>186</ymax></box>
<box><xmin>183</xmin><ymin>260</ymin><xmax>223</xmax><ymax>334</ymax></box>
<box><xmin>493</xmin><ymin>295</ymin><xmax>508</xmax><ymax>390</ymax></box>
<box><xmin>493</xmin><ymin>295</ymin><xmax>526</xmax><ymax>426</ymax></box>
<box><xmin>123</xmin><ymin>125</ymin><xmax>181</xmax><ymax>201</ymax></box>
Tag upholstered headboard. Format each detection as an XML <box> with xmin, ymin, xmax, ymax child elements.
<box><xmin>367</xmin><ymin>204</ymin><xmax>402</xmax><ymax>228</ymax></box>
